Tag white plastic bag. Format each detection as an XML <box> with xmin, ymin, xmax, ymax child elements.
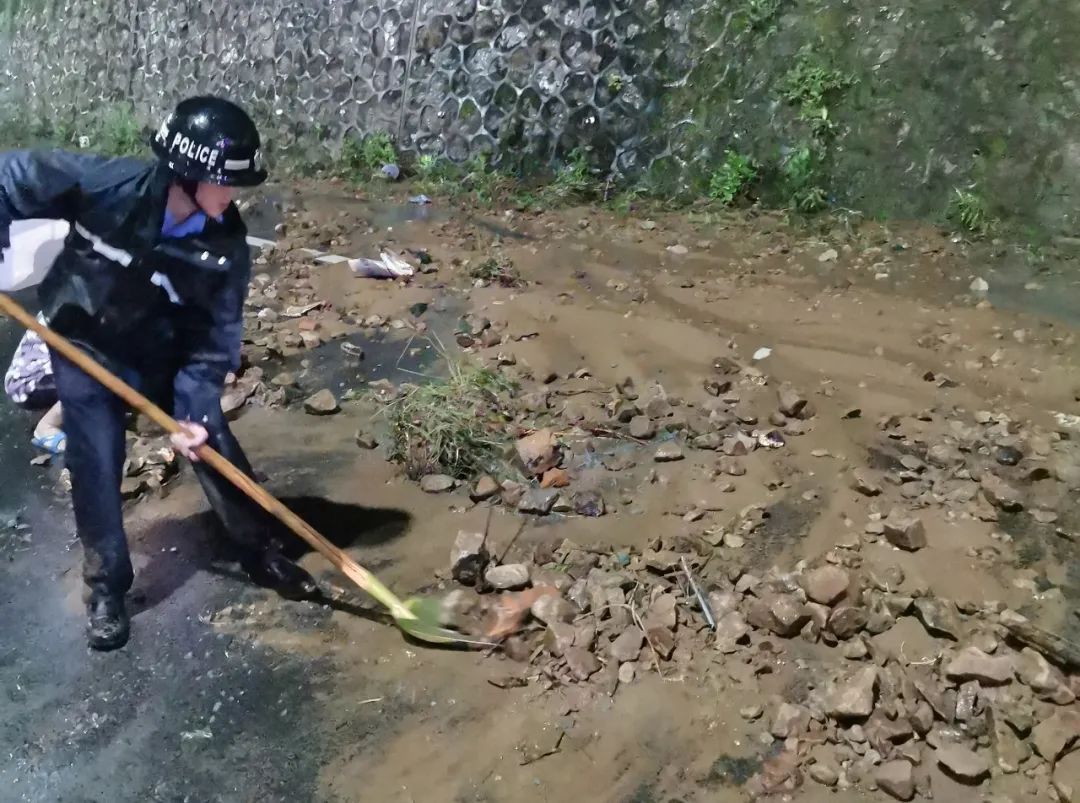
<box><xmin>0</xmin><ymin>219</ymin><xmax>70</xmax><ymax>292</ymax></box>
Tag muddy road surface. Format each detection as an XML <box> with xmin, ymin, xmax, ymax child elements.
<box><xmin>1</xmin><ymin>185</ymin><xmax>1078</xmax><ymax>802</ymax></box>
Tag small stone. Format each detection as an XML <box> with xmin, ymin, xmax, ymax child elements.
<box><xmin>518</xmin><ymin>488</ymin><xmax>559</xmax><ymax>515</ymax></box>
<box><xmin>718</xmin><ymin>456</ymin><xmax>746</xmax><ymax>476</ymax></box>
<box><xmin>544</xmin><ymin>623</ymin><xmax>576</xmax><ymax>657</ymax></box>
<box><xmin>851</xmin><ymin>468</ymin><xmax>882</xmax><ymax>496</ymax></box>
<box><xmin>910</xmin><ymin>702</ymin><xmax>934</xmax><ymax>735</ymax></box>
<box><xmin>741</xmin><ymin>704</ymin><xmax>764</xmax><ymax>720</ymax></box>
<box><xmin>875</xmin><ymin>760</ymin><xmax>915</xmax><ymax>801</ymax></box>
<box><xmin>843</xmin><ymin>639</ymin><xmax>870</xmax><ymax>660</ymax></box>
<box><xmin>883</xmin><ymin>510</ymin><xmax>927</xmax><ymax>551</ymax></box>
<box><xmin>573</xmin><ymin>491</ymin><xmax>606</xmax><ymax>517</ymax></box>
<box><xmin>354</xmin><ymin>431</ymin><xmax>378</xmax><ymax>449</ymax></box>
<box><xmin>945</xmin><ymin>646</ymin><xmax>1014</xmax><ymax>685</ymax></box>
<box><xmin>450</xmin><ymin>530</ymin><xmax>489</xmax><ymax>586</ymax></box>
<box><xmin>270</xmin><ymin>371</ymin><xmax>296</xmax><ymax>387</ymax></box>
<box><xmin>802</xmin><ymin>566</ymin><xmax>851</xmax><ymax>605</ymax></box>
<box><xmin>990</xmin><ymin>707</ymin><xmax>1032</xmax><ymax>774</ymax></box>
<box><xmin>826</xmin><ymin>667</ymin><xmax>878</xmax><ymax>719</ymax></box>
<box><xmin>420</xmin><ymin>474</ymin><xmax>455</xmax><ymax>493</ymax></box>
<box><xmin>646</xmin><ymin>626</ymin><xmax>676</xmax><ymax>660</ymax></box>
<box><xmin>715</xmin><ymin>611</ymin><xmax>750</xmax><ymax>652</ymax></box>
<box><xmin>485</xmin><ymin>564</ymin><xmax>531</xmax><ymax>590</ymax></box>
<box><xmin>303</xmin><ymin>389</ymin><xmax>339</xmax><ymax>415</ymax></box>
<box><xmin>654</xmin><ymin>443</ymin><xmax>684</xmax><ymax>462</ymax></box>
<box><xmin>516</xmin><ymin>429</ymin><xmax>560</xmax><ymax>477</ymax></box>
<box><xmin>995</xmin><ymin>445</ymin><xmax>1023</xmax><ymax>466</ymax></box>
<box><xmin>913</xmin><ymin>598</ymin><xmax>961</xmax><ymax>640</ymax></box>
<box><xmin>935</xmin><ymin>743</ymin><xmax>990</xmax><ymax>782</ymax></box>
<box><xmin>471</xmin><ymin>475</ymin><xmax>499</xmax><ymax>501</ymax></box>
<box><xmin>981</xmin><ymin>473</ymin><xmax>1024</xmax><ymax>511</ymax></box>
<box><xmin>618</xmin><ymin>662</ymin><xmax>636</xmax><ymax>685</ymax></box>
<box><xmin>531</xmin><ymin>594</ymin><xmax>578</xmax><ymax>625</ymax></box>
<box><xmin>819</xmin><ymin>248</ymin><xmax>839</xmax><ymax>263</ymax></box>
<box><xmin>609</xmin><ymin>629</ymin><xmax>644</xmax><ymax>662</ymax></box>
<box><xmin>778</xmin><ymin>383</ymin><xmax>810</xmax><ymax>418</ymax></box>
<box><xmin>747</xmin><ymin>595</ymin><xmax>810</xmax><ymax>637</ymax></box>
<box><xmin>809</xmin><ymin>762</ymin><xmax>839</xmax><ymax>787</ymax></box>
<box><xmin>828</xmin><ymin>605</ymin><xmax>868</xmax><ymax>639</ymax></box>
<box><xmin>629</xmin><ymin>415</ymin><xmax>656</xmax><ymax>439</ymax></box>
<box><xmin>771</xmin><ymin>703</ymin><xmax>811</xmax><ymax>738</ymax></box>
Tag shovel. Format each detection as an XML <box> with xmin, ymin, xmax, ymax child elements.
<box><xmin>0</xmin><ymin>293</ymin><xmax>478</xmax><ymax>647</ymax></box>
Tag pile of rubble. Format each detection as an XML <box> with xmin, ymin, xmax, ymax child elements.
<box><xmin>438</xmin><ymin>525</ymin><xmax>1080</xmax><ymax>801</ymax></box>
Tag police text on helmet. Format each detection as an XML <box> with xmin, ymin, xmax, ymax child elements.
<box><xmin>169</xmin><ymin>132</ymin><xmax>220</xmax><ymax>169</ymax></box>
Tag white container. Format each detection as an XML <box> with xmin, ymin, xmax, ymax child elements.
<box><xmin>0</xmin><ymin>218</ymin><xmax>70</xmax><ymax>292</ymax></box>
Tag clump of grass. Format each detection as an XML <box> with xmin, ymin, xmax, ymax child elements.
<box><xmin>93</xmin><ymin>104</ymin><xmax>144</xmax><ymax>157</ymax></box>
<box><xmin>385</xmin><ymin>361</ymin><xmax>517</xmax><ymax>480</ymax></box>
<box><xmin>469</xmin><ymin>256</ymin><xmax>522</xmax><ymax>287</ymax></box>
<box><xmin>737</xmin><ymin>0</ymin><xmax>783</xmax><ymax>32</ymax></box>
<box><xmin>782</xmin><ymin>145</ymin><xmax>828</xmax><ymax>212</ymax></box>
<box><xmin>708</xmin><ymin>150</ymin><xmax>758</xmax><ymax>205</ymax></box>
<box><xmin>339</xmin><ymin>131</ymin><xmax>398</xmax><ymax>181</ymax></box>
<box><xmin>536</xmin><ymin>148</ymin><xmax>598</xmax><ymax>205</ymax></box>
<box><xmin>947</xmin><ymin>188</ymin><xmax>993</xmax><ymax>235</ymax></box>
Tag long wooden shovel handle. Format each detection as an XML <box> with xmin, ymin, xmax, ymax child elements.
<box><xmin>0</xmin><ymin>293</ymin><xmax>415</xmax><ymax>620</ymax></box>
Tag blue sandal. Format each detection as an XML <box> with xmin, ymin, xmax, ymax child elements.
<box><xmin>32</xmin><ymin>431</ymin><xmax>66</xmax><ymax>455</ymax></box>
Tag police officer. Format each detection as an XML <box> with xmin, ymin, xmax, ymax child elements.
<box><xmin>0</xmin><ymin>96</ymin><xmax>319</xmax><ymax>650</ymax></box>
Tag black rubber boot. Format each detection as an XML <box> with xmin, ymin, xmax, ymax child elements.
<box><xmin>243</xmin><ymin>551</ymin><xmax>320</xmax><ymax>601</ymax></box>
<box><xmin>87</xmin><ymin>591</ymin><xmax>130</xmax><ymax>651</ymax></box>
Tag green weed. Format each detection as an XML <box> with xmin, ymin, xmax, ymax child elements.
<box><xmin>782</xmin><ymin>145</ymin><xmax>828</xmax><ymax>212</ymax></box>
<box><xmin>708</xmin><ymin>150</ymin><xmax>758</xmax><ymax>205</ymax></box>
<box><xmin>737</xmin><ymin>0</ymin><xmax>783</xmax><ymax>32</ymax></box>
<box><xmin>339</xmin><ymin>131</ymin><xmax>398</xmax><ymax>181</ymax></box>
<box><xmin>946</xmin><ymin>188</ymin><xmax>993</xmax><ymax>235</ymax></box>
<box><xmin>537</xmin><ymin>148</ymin><xmax>597</xmax><ymax>205</ymax></box>
<box><xmin>468</xmin><ymin>256</ymin><xmax>522</xmax><ymax>287</ymax></box>
<box><xmin>781</xmin><ymin>50</ymin><xmax>854</xmax><ymax>135</ymax></box>
<box><xmin>93</xmin><ymin>105</ymin><xmax>144</xmax><ymax>157</ymax></box>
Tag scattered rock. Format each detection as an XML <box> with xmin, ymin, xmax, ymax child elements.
<box><xmin>802</xmin><ymin>566</ymin><xmax>851</xmax><ymax>606</ymax></box>
<box><xmin>771</xmin><ymin>702</ymin><xmax>811</xmax><ymax>738</ymax></box>
<box><xmin>654</xmin><ymin>443</ymin><xmax>684</xmax><ymax>462</ymax></box>
<box><xmin>935</xmin><ymin>743</ymin><xmax>990</xmax><ymax>783</ymax></box>
<box><xmin>826</xmin><ymin>667</ymin><xmax>878</xmax><ymax>719</ymax></box>
<box><xmin>450</xmin><ymin>530</ymin><xmax>489</xmax><ymax>586</ymax></box>
<box><xmin>995</xmin><ymin>445</ymin><xmax>1023</xmax><ymax>466</ymax></box>
<box><xmin>851</xmin><ymin>468</ymin><xmax>882</xmax><ymax>496</ymax></box>
<box><xmin>883</xmin><ymin>510</ymin><xmax>927</xmax><ymax>551</ymax></box>
<box><xmin>540</xmin><ymin>468</ymin><xmax>570</xmax><ymax>489</ymax></box>
<box><xmin>875</xmin><ymin>760</ymin><xmax>915</xmax><ymax>801</ymax></box>
<box><xmin>990</xmin><ymin>707</ymin><xmax>1032</xmax><ymax>774</ymax></box>
<box><xmin>420</xmin><ymin>474</ymin><xmax>455</xmax><ymax>493</ymax></box>
<box><xmin>354</xmin><ymin>431</ymin><xmax>378</xmax><ymax>449</ymax></box>
<box><xmin>531</xmin><ymin>594</ymin><xmax>578</xmax><ymax>625</ymax></box>
<box><xmin>913</xmin><ymin>598</ymin><xmax>961</xmax><ymax>640</ymax></box>
<box><xmin>981</xmin><ymin>473</ymin><xmax>1024</xmax><ymax>511</ymax></box>
<box><xmin>715</xmin><ymin>611</ymin><xmax>750</xmax><ymax>652</ymax></box>
<box><xmin>1015</xmin><ymin>648</ymin><xmax>1076</xmax><ymax>704</ymax></box>
<box><xmin>516</xmin><ymin>429</ymin><xmax>560</xmax><ymax>477</ymax></box>
<box><xmin>945</xmin><ymin>646</ymin><xmax>1014</xmax><ymax>686</ymax></box>
<box><xmin>544</xmin><ymin>623</ymin><xmax>576</xmax><ymax>657</ymax></box>
<box><xmin>809</xmin><ymin>761</ymin><xmax>840</xmax><ymax>787</ymax></box>
<box><xmin>828</xmin><ymin>605</ymin><xmax>868</xmax><ymax>639</ymax></box>
<box><xmin>609</xmin><ymin>629</ymin><xmax>644</xmax><ymax>663</ymax></box>
<box><xmin>485</xmin><ymin>564</ymin><xmax>531</xmax><ymax>590</ymax></box>
<box><xmin>778</xmin><ymin>384</ymin><xmax>810</xmax><ymax>418</ymax></box>
<box><xmin>573</xmin><ymin>491</ymin><xmax>606</xmax><ymax>517</ymax></box>
<box><xmin>471</xmin><ymin>475</ymin><xmax>499</xmax><ymax>501</ymax></box>
<box><xmin>303</xmin><ymin>389</ymin><xmax>339</xmax><ymax>415</ymax></box>
<box><xmin>518</xmin><ymin>488</ymin><xmax>559</xmax><ymax>515</ymax></box>
<box><xmin>1031</xmin><ymin>710</ymin><xmax>1080</xmax><ymax>761</ymax></box>
<box><xmin>629</xmin><ymin>416</ymin><xmax>656</xmax><ymax>439</ymax></box>
<box><xmin>565</xmin><ymin>646</ymin><xmax>602</xmax><ymax>680</ymax></box>
<box><xmin>747</xmin><ymin>595</ymin><xmax>810</xmax><ymax>637</ymax></box>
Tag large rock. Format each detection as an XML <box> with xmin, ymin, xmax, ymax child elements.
<box><xmin>875</xmin><ymin>760</ymin><xmax>915</xmax><ymax>801</ymax></box>
<box><xmin>420</xmin><ymin>474</ymin><xmax>455</xmax><ymax>493</ymax></box>
<box><xmin>530</xmin><ymin>594</ymin><xmax>578</xmax><ymax>625</ymax></box>
<box><xmin>747</xmin><ymin>594</ymin><xmax>810</xmax><ymax>637</ymax></box>
<box><xmin>828</xmin><ymin>605</ymin><xmax>868</xmax><ymax>639</ymax></box>
<box><xmin>628</xmin><ymin>415</ymin><xmax>656</xmax><ymax>439</ymax></box>
<box><xmin>1031</xmin><ymin>710</ymin><xmax>1080</xmax><ymax>761</ymax></box>
<box><xmin>771</xmin><ymin>702</ymin><xmax>811</xmax><ymax>738</ymax></box>
<box><xmin>777</xmin><ymin>383</ymin><xmax>811</xmax><ymax>418</ymax></box>
<box><xmin>1015</xmin><ymin>647</ymin><xmax>1076</xmax><ymax>704</ymax></box>
<box><xmin>609</xmin><ymin>629</ymin><xmax>644</xmax><ymax>662</ymax></box>
<box><xmin>990</xmin><ymin>707</ymin><xmax>1032</xmax><ymax>774</ymax></box>
<box><xmin>883</xmin><ymin>510</ymin><xmax>927</xmax><ymax>551</ymax></box>
<box><xmin>303</xmin><ymin>389</ymin><xmax>339</xmax><ymax>415</ymax></box>
<box><xmin>935</xmin><ymin>743</ymin><xmax>990</xmax><ymax>782</ymax></box>
<box><xmin>945</xmin><ymin>647</ymin><xmax>1014</xmax><ymax>686</ymax></box>
<box><xmin>516</xmin><ymin>429</ymin><xmax>560</xmax><ymax>476</ymax></box>
<box><xmin>981</xmin><ymin>473</ymin><xmax>1024</xmax><ymax>511</ymax></box>
<box><xmin>826</xmin><ymin>667</ymin><xmax>879</xmax><ymax>719</ymax></box>
<box><xmin>802</xmin><ymin>566</ymin><xmax>851</xmax><ymax>605</ymax></box>
<box><xmin>485</xmin><ymin>563</ymin><xmax>531</xmax><ymax>590</ymax></box>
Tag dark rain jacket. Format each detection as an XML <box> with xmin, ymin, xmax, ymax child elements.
<box><xmin>0</xmin><ymin>148</ymin><xmax>251</xmax><ymax>415</ymax></box>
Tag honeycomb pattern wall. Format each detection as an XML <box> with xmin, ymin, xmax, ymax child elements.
<box><xmin>0</xmin><ymin>0</ymin><xmax>696</xmax><ymax>176</ymax></box>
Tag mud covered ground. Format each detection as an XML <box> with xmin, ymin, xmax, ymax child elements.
<box><xmin>1</xmin><ymin>182</ymin><xmax>1079</xmax><ymax>803</ymax></box>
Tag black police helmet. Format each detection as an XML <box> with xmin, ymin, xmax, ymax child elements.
<box><xmin>151</xmin><ymin>96</ymin><xmax>267</xmax><ymax>187</ymax></box>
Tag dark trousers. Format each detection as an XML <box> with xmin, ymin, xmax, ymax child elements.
<box><xmin>50</xmin><ymin>347</ymin><xmax>271</xmax><ymax>596</ymax></box>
